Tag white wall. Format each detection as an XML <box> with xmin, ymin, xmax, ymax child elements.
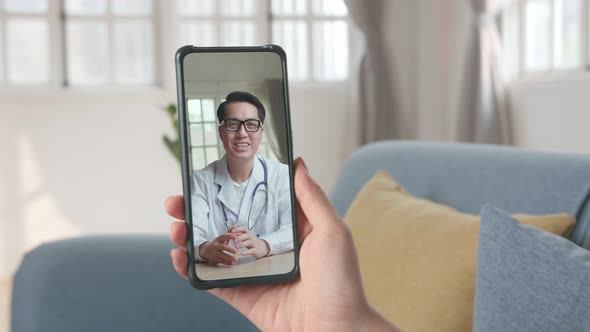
<box><xmin>510</xmin><ymin>75</ymin><xmax>590</xmax><ymax>154</ymax></box>
<box><xmin>0</xmin><ymin>90</ymin><xmax>180</xmax><ymax>277</ymax></box>
<box><xmin>290</xmin><ymin>83</ymin><xmax>358</xmax><ymax>188</ymax></box>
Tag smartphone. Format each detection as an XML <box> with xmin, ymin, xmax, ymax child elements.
<box><xmin>175</xmin><ymin>45</ymin><xmax>300</xmax><ymax>289</ymax></box>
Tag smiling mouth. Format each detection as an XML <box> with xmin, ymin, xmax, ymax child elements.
<box><xmin>234</xmin><ymin>142</ymin><xmax>250</xmax><ymax>148</ymax></box>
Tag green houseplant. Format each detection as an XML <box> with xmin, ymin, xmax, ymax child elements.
<box><xmin>162</xmin><ymin>103</ymin><xmax>181</xmax><ymax>164</ymax></box>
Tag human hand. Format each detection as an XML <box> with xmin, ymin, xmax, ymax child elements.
<box><xmin>230</xmin><ymin>226</ymin><xmax>270</xmax><ymax>259</ymax></box>
<box><xmin>166</xmin><ymin>157</ymin><xmax>400</xmax><ymax>332</ymax></box>
<box><xmin>199</xmin><ymin>232</ymin><xmax>238</xmax><ymax>265</ymax></box>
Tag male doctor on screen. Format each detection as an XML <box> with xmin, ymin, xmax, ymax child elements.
<box><xmin>191</xmin><ymin>91</ymin><xmax>294</xmax><ymax>266</ymax></box>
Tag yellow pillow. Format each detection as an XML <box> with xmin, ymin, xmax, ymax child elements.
<box><xmin>345</xmin><ymin>171</ymin><xmax>576</xmax><ymax>332</ymax></box>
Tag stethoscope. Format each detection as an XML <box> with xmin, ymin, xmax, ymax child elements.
<box><xmin>219</xmin><ymin>157</ymin><xmax>268</xmax><ymax>232</ymax></box>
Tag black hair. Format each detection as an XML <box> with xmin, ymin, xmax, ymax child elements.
<box><xmin>216</xmin><ymin>91</ymin><xmax>266</xmax><ymax>124</ymax></box>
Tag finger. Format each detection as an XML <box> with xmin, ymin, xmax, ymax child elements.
<box><xmin>294</xmin><ymin>158</ymin><xmax>339</xmax><ymax>228</ymax></box>
<box><xmin>294</xmin><ymin>158</ymin><xmax>313</xmax><ymax>242</ymax></box>
<box><xmin>236</xmin><ymin>239</ymin><xmax>255</xmax><ymax>249</ymax></box>
<box><xmin>240</xmin><ymin>248</ymin><xmax>255</xmax><ymax>256</ymax></box>
<box><xmin>170</xmin><ymin>248</ymin><xmax>188</xmax><ymax>279</ymax></box>
<box><xmin>165</xmin><ymin>195</ymin><xmax>185</xmax><ymax>221</ymax></box>
<box><xmin>296</xmin><ymin>199</ymin><xmax>313</xmax><ymax>242</ymax></box>
<box><xmin>170</xmin><ymin>221</ymin><xmax>187</xmax><ymax>248</ymax></box>
<box><xmin>233</xmin><ymin>226</ymin><xmax>249</xmax><ymax>234</ymax></box>
<box><xmin>214</xmin><ymin>251</ymin><xmax>237</xmax><ymax>265</ymax></box>
<box><xmin>214</xmin><ymin>232</ymin><xmax>237</xmax><ymax>243</ymax></box>
<box><xmin>236</xmin><ymin>232</ymin><xmax>252</xmax><ymax>242</ymax></box>
<box><xmin>295</xmin><ymin>156</ymin><xmax>308</xmax><ymax>171</ymax></box>
<box><xmin>218</xmin><ymin>244</ymin><xmax>238</xmax><ymax>254</ymax></box>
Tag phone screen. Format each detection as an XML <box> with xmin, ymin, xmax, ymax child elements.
<box><xmin>176</xmin><ymin>46</ymin><xmax>298</xmax><ymax>287</ymax></box>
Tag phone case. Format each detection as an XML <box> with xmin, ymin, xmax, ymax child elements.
<box><xmin>175</xmin><ymin>44</ymin><xmax>300</xmax><ymax>290</ymax></box>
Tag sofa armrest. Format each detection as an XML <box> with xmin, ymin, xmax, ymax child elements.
<box><xmin>11</xmin><ymin>235</ymin><xmax>258</xmax><ymax>332</ymax></box>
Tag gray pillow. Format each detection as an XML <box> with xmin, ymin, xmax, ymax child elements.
<box><xmin>474</xmin><ymin>205</ymin><xmax>590</xmax><ymax>332</ymax></box>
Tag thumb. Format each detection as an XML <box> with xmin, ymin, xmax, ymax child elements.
<box><xmin>294</xmin><ymin>158</ymin><xmax>339</xmax><ymax>228</ymax></box>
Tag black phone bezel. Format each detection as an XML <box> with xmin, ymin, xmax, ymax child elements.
<box><xmin>175</xmin><ymin>44</ymin><xmax>300</xmax><ymax>290</ymax></box>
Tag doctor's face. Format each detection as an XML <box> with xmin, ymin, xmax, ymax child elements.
<box><xmin>219</xmin><ymin>102</ymin><xmax>264</xmax><ymax>162</ymax></box>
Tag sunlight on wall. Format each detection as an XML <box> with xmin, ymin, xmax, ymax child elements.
<box><xmin>0</xmin><ymin>134</ymin><xmax>82</xmax><ymax>278</ymax></box>
<box><xmin>19</xmin><ymin>132</ymin><xmax>42</xmax><ymax>196</ymax></box>
<box><xmin>19</xmin><ymin>133</ymin><xmax>81</xmax><ymax>250</ymax></box>
<box><xmin>23</xmin><ymin>197</ymin><xmax>82</xmax><ymax>252</ymax></box>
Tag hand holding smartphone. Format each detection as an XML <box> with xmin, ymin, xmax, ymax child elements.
<box><xmin>175</xmin><ymin>45</ymin><xmax>299</xmax><ymax>289</ymax></box>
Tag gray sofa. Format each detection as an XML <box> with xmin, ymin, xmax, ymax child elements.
<box><xmin>11</xmin><ymin>141</ymin><xmax>590</xmax><ymax>331</ymax></box>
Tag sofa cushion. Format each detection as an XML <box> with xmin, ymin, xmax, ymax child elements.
<box><xmin>345</xmin><ymin>171</ymin><xmax>576</xmax><ymax>332</ymax></box>
<box><xmin>474</xmin><ymin>205</ymin><xmax>590</xmax><ymax>332</ymax></box>
<box><xmin>330</xmin><ymin>141</ymin><xmax>590</xmax><ymax>249</ymax></box>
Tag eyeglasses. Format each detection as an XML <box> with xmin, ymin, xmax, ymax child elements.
<box><xmin>220</xmin><ymin>118</ymin><xmax>262</xmax><ymax>132</ymax></box>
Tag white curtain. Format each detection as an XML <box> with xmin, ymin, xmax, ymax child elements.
<box><xmin>345</xmin><ymin>0</ymin><xmax>400</xmax><ymax>143</ymax></box>
<box><xmin>457</xmin><ymin>0</ymin><xmax>511</xmax><ymax>144</ymax></box>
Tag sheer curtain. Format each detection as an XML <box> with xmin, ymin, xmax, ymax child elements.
<box><xmin>344</xmin><ymin>0</ymin><xmax>400</xmax><ymax>143</ymax></box>
<box><xmin>457</xmin><ymin>0</ymin><xmax>512</xmax><ymax>144</ymax></box>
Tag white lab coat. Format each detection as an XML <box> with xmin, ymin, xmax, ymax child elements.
<box><xmin>191</xmin><ymin>155</ymin><xmax>294</xmax><ymax>261</ymax></box>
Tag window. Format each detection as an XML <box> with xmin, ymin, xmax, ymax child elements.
<box><xmin>64</xmin><ymin>0</ymin><xmax>156</xmax><ymax>86</ymax></box>
<box><xmin>178</xmin><ymin>0</ymin><xmax>266</xmax><ymax>47</ymax></box>
<box><xmin>179</xmin><ymin>0</ymin><xmax>350</xmax><ymax>82</ymax></box>
<box><xmin>187</xmin><ymin>98</ymin><xmax>221</xmax><ymax>169</ymax></box>
<box><xmin>502</xmin><ymin>0</ymin><xmax>589</xmax><ymax>80</ymax></box>
<box><xmin>271</xmin><ymin>0</ymin><xmax>349</xmax><ymax>81</ymax></box>
<box><xmin>0</xmin><ymin>0</ymin><xmax>350</xmax><ymax>87</ymax></box>
<box><xmin>0</xmin><ymin>0</ymin><xmax>157</xmax><ymax>87</ymax></box>
<box><xmin>0</xmin><ymin>0</ymin><xmax>52</xmax><ymax>85</ymax></box>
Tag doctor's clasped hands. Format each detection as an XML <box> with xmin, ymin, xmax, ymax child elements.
<box><xmin>199</xmin><ymin>226</ymin><xmax>271</xmax><ymax>265</ymax></box>
<box><xmin>198</xmin><ymin>232</ymin><xmax>238</xmax><ymax>266</ymax></box>
<box><xmin>232</xmin><ymin>226</ymin><xmax>271</xmax><ymax>258</ymax></box>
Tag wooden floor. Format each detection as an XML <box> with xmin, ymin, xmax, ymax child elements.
<box><xmin>0</xmin><ymin>277</ymin><xmax>11</xmax><ymax>332</ymax></box>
